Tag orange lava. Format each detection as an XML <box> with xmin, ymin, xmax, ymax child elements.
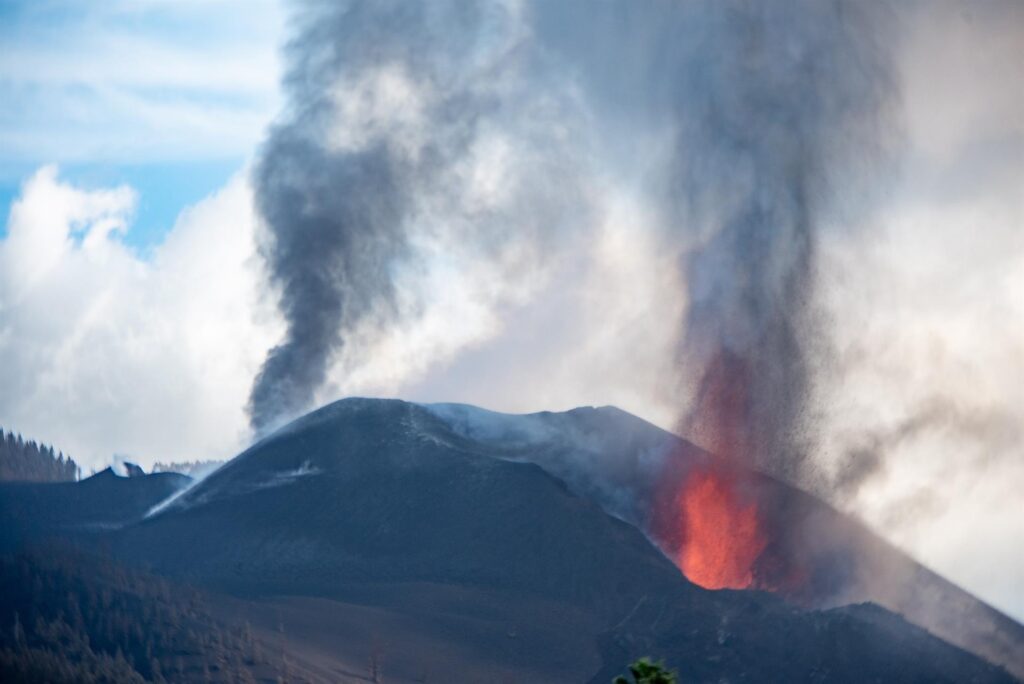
<box><xmin>676</xmin><ymin>465</ymin><xmax>767</xmax><ymax>590</ymax></box>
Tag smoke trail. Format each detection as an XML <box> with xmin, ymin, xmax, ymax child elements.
<box><xmin>248</xmin><ymin>1</ymin><xmax>589</xmax><ymax>432</ymax></box>
<box><xmin>247</xmin><ymin>3</ymin><xmax>418</xmax><ymax>432</ymax></box>
<box><xmin>249</xmin><ymin>128</ymin><xmax>408</xmax><ymax>432</ymax></box>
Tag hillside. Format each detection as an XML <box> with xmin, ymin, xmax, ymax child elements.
<box><xmin>0</xmin><ymin>398</ymin><xmax>1019</xmax><ymax>682</ymax></box>
<box><xmin>423</xmin><ymin>402</ymin><xmax>1024</xmax><ymax>676</ymax></box>
<box><xmin>0</xmin><ymin>547</ymin><xmax>303</xmax><ymax>683</ymax></box>
<box><xmin>108</xmin><ymin>398</ymin><xmax>1016</xmax><ymax>682</ymax></box>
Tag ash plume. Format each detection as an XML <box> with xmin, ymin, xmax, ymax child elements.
<box><xmin>246</xmin><ymin>3</ymin><xmax>416</xmax><ymax>433</ymax></box>
<box><xmin>249</xmin><ymin>134</ymin><xmax>409</xmax><ymax>433</ymax></box>
<box><xmin>249</xmin><ymin>0</ymin><xmax>897</xmax><ymax>470</ymax></box>
<box><xmin>671</xmin><ymin>2</ymin><xmax>897</xmax><ymax>487</ymax></box>
<box><xmin>247</xmin><ymin>1</ymin><xmax>588</xmax><ymax>433</ymax></box>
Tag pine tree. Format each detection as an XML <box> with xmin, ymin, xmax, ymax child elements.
<box><xmin>0</xmin><ymin>428</ymin><xmax>79</xmax><ymax>482</ymax></box>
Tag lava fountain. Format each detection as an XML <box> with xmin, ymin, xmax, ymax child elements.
<box><xmin>659</xmin><ymin>351</ymin><xmax>778</xmax><ymax>591</ymax></box>
<box><xmin>673</xmin><ymin>463</ymin><xmax>767</xmax><ymax>590</ymax></box>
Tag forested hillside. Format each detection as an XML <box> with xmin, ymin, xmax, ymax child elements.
<box><xmin>0</xmin><ymin>430</ymin><xmax>78</xmax><ymax>483</ymax></box>
<box><xmin>0</xmin><ymin>547</ymin><xmax>292</xmax><ymax>683</ymax></box>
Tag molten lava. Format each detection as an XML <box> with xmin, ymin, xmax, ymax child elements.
<box><xmin>661</xmin><ymin>349</ymin><xmax>780</xmax><ymax>590</ymax></box>
<box><xmin>675</xmin><ymin>464</ymin><xmax>767</xmax><ymax>590</ymax></box>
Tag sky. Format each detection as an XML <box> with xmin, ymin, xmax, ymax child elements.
<box><xmin>0</xmin><ymin>1</ymin><xmax>1021</xmax><ymax>622</ymax></box>
<box><xmin>0</xmin><ymin>0</ymin><xmax>283</xmax><ymax>249</ymax></box>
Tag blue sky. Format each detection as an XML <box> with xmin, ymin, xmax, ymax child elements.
<box><xmin>0</xmin><ymin>0</ymin><xmax>284</xmax><ymax>249</ymax></box>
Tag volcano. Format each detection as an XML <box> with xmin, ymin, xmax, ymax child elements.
<box><xmin>426</xmin><ymin>400</ymin><xmax>1024</xmax><ymax>676</ymax></box>
<box><xmin>1</xmin><ymin>398</ymin><xmax>1020</xmax><ymax>682</ymax></box>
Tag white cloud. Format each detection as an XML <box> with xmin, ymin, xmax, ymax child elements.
<box><xmin>0</xmin><ymin>166</ymin><xmax>279</xmax><ymax>472</ymax></box>
<box><xmin>0</xmin><ymin>166</ymin><xmax>136</xmax><ymax>300</ymax></box>
<box><xmin>0</xmin><ymin>1</ymin><xmax>283</xmax><ymax>165</ymax></box>
<box><xmin>323</xmin><ymin>182</ymin><xmax>687</xmax><ymax>433</ymax></box>
<box><xmin>812</xmin><ymin>1</ymin><xmax>1024</xmax><ymax>620</ymax></box>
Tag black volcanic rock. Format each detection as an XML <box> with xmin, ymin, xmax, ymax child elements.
<box><xmin>122</xmin><ymin>461</ymin><xmax>146</xmax><ymax>478</ymax></box>
<box><xmin>113</xmin><ymin>399</ymin><xmax>685</xmax><ymax>614</ymax></box>
<box><xmin>92</xmin><ymin>398</ymin><xmax>1016</xmax><ymax>683</ymax></box>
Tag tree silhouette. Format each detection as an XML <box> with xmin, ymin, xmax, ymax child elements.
<box><xmin>0</xmin><ymin>547</ymin><xmax>294</xmax><ymax>682</ymax></box>
<box><xmin>614</xmin><ymin>657</ymin><xmax>678</xmax><ymax>684</ymax></box>
<box><xmin>0</xmin><ymin>428</ymin><xmax>78</xmax><ymax>482</ymax></box>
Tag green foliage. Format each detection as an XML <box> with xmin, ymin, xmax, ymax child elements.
<box><xmin>613</xmin><ymin>657</ymin><xmax>678</xmax><ymax>684</ymax></box>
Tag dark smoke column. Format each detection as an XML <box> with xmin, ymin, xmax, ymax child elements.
<box><xmin>247</xmin><ymin>4</ymin><xmax>416</xmax><ymax>433</ymax></box>
<box><xmin>247</xmin><ymin>1</ymin><xmax>581</xmax><ymax>434</ymax></box>
<box><xmin>673</xmin><ymin>1</ymin><xmax>895</xmax><ymax>485</ymax></box>
<box><xmin>248</xmin><ymin>134</ymin><xmax>408</xmax><ymax>433</ymax></box>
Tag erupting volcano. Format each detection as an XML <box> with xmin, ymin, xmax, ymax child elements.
<box><xmin>665</xmin><ymin>350</ymin><xmax>773</xmax><ymax>590</ymax></box>
<box><xmin>674</xmin><ymin>464</ymin><xmax>767</xmax><ymax>590</ymax></box>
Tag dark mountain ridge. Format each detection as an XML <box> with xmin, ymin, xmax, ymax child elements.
<box><xmin>0</xmin><ymin>468</ymin><xmax>190</xmax><ymax>553</ymax></box>
<box><xmin>0</xmin><ymin>397</ymin><xmax>1019</xmax><ymax>682</ymax></box>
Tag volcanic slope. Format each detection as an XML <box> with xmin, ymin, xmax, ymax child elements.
<box><xmin>424</xmin><ymin>402</ymin><xmax>1024</xmax><ymax>677</ymax></box>
<box><xmin>95</xmin><ymin>397</ymin><xmax>1017</xmax><ymax>683</ymax></box>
